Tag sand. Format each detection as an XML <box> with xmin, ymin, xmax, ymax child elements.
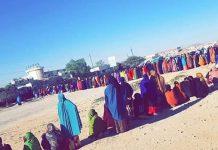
<box><xmin>0</xmin><ymin>64</ymin><xmax>218</xmax><ymax>150</ymax></box>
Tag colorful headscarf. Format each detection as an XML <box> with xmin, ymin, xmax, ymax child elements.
<box><xmin>24</xmin><ymin>132</ymin><xmax>41</xmax><ymax>150</ymax></box>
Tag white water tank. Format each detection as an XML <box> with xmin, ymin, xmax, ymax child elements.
<box><xmin>26</xmin><ymin>65</ymin><xmax>44</xmax><ymax>80</ymax></box>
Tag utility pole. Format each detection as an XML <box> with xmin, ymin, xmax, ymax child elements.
<box><xmin>89</xmin><ymin>53</ymin><xmax>94</xmax><ymax>68</ymax></box>
<box><xmin>130</xmin><ymin>48</ymin><xmax>134</xmax><ymax>56</ymax></box>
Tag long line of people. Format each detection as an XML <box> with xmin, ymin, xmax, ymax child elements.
<box><xmin>32</xmin><ymin>45</ymin><xmax>218</xmax><ymax>100</ymax></box>
<box><xmin>4</xmin><ymin>45</ymin><xmax>218</xmax><ymax>149</ymax></box>
<box><xmin>2</xmin><ymin>66</ymin><xmax>217</xmax><ymax>150</ymax></box>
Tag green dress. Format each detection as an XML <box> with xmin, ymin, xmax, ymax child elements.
<box><xmin>88</xmin><ymin>109</ymin><xmax>107</xmax><ymax>137</ymax></box>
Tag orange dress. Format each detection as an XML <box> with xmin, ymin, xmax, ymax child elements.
<box><xmin>198</xmin><ymin>55</ymin><xmax>206</xmax><ymax>66</ymax></box>
<box><xmin>165</xmin><ymin>90</ymin><xmax>179</xmax><ymax>107</ymax></box>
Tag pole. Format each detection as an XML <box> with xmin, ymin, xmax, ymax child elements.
<box><xmin>131</xmin><ymin>48</ymin><xmax>134</xmax><ymax>56</ymax></box>
<box><xmin>89</xmin><ymin>53</ymin><xmax>94</xmax><ymax>68</ymax></box>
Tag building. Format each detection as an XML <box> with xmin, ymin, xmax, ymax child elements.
<box><xmin>26</xmin><ymin>64</ymin><xmax>44</xmax><ymax>80</ymax></box>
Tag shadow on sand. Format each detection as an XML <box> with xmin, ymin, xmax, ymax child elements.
<box><xmin>130</xmin><ymin>98</ymin><xmax>202</xmax><ymax>130</ymax></box>
<box><xmin>80</xmin><ymin>93</ymin><xmax>213</xmax><ymax>148</ymax></box>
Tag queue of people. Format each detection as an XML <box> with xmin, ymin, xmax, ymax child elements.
<box><xmin>4</xmin><ymin>45</ymin><xmax>218</xmax><ymax>149</ymax></box>
<box><xmin>2</xmin><ymin>67</ymin><xmax>217</xmax><ymax>150</ymax></box>
<box><xmin>31</xmin><ymin>45</ymin><xmax>218</xmax><ymax>101</ymax></box>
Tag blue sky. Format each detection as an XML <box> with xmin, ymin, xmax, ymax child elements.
<box><xmin>1</xmin><ymin>0</ymin><xmax>218</xmax><ymax>87</ymax></box>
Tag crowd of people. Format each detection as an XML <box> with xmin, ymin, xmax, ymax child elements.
<box><xmin>3</xmin><ymin>64</ymin><xmax>217</xmax><ymax>150</ymax></box>
<box><xmin>28</xmin><ymin>45</ymin><xmax>218</xmax><ymax>101</ymax></box>
<box><xmin>2</xmin><ymin>45</ymin><xmax>218</xmax><ymax>149</ymax></box>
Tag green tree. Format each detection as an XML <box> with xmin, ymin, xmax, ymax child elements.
<box><xmin>124</xmin><ymin>56</ymin><xmax>145</xmax><ymax>67</ymax></box>
<box><xmin>65</xmin><ymin>58</ymin><xmax>90</xmax><ymax>77</ymax></box>
<box><xmin>95</xmin><ymin>60</ymin><xmax>105</xmax><ymax>67</ymax></box>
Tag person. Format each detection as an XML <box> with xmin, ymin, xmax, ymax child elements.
<box><xmin>104</xmin><ymin>75</ymin><xmax>128</xmax><ymax>134</ymax></box>
<box><xmin>162</xmin><ymin>58</ymin><xmax>168</xmax><ymax>74</ymax></box>
<box><xmin>186</xmin><ymin>53</ymin><xmax>193</xmax><ymax>69</ymax></box>
<box><xmin>180</xmin><ymin>78</ymin><xmax>193</xmax><ymax>98</ymax></box>
<box><xmin>195</xmin><ymin>73</ymin><xmax>209</xmax><ymax>98</ymax></box>
<box><xmin>132</xmin><ymin>93</ymin><xmax>145</xmax><ymax>117</ymax></box>
<box><xmin>208</xmin><ymin>67</ymin><xmax>218</xmax><ymax>88</ymax></box>
<box><xmin>187</xmin><ymin>76</ymin><xmax>197</xmax><ymax>97</ymax></box>
<box><xmin>172</xmin><ymin>58</ymin><xmax>177</xmax><ymax>72</ymax></box>
<box><xmin>193</xmin><ymin>53</ymin><xmax>199</xmax><ymax>68</ymax></box>
<box><xmin>88</xmin><ymin>109</ymin><xmax>107</xmax><ymax>139</ymax></box>
<box><xmin>173</xmin><ymin>81</ymin><xmax>189</xmax><ymax>104</ymax></box>
<box><xmin>140</xmin><ymin>74</ymin><xmax>151</xmax><ymax>114</ymax></box>
<box><xmin>41</xmin><ymin>123</ymin><xmax>64</xmax><ymax>150</ymax></box>
<box><xmin>16</xmin><ymin>95</ymin><xmax>22</xmax><ymax>105</ymax></box>
<box><xmin>198</xmin><ymin>55</ymin><xmax>206</xmax><ymax>66</ymax></box>
<box><xmin>209</xmin><ymin>46</ymin><xmax>216</xmax><ymax>63</ymax></box>
<box><xmin>57</xmin><ymin>93</ymin><xmax>82</xmax><ymax>149</ymax></box>
<box><xmin>77</xmin><ymin>77</ymin><xmax>83</xmax><ymax>90</ymax></box>
<box><xmin>165</xmin><ymin>84</ymin><xmax>179</xmax><ymax>107</ymax></box>
<box><xmin>140</xmin><ymin>73</ymin><xmax>159</xmax><ymax>115</ymax></box>
<box><xmin>23</xmin><ymin>132</ymin><xmax>42</xmax><ymax>150</ymax></box>
<box><xmin>181</xmin><ymin>54</ymin><xmax>188</xmax><ymax>70</ymax></box>
<box><xmin>103</xmin><ymin>104</ymin><xmax>115</xmax><ymax>129</ymax></box>
<box><xmin>0</xmin><ymin>137</ymin><xmax>12</xmax><ymax>150</ymax></box>
<box><xmin>119</xmin><ymin>77</ymin><xmax>133</xmax><ymax>115</ymax></box>
<box><xmin>150</xmin><ymin>70</ymin><xmax>168</xmax><ymax>111</ymax></box>
<box><xmin>214</xmin><ymin>44</ymin><xmax>218</xmax><ymax>65</ymax></box>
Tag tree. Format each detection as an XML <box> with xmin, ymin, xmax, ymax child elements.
<box><xmin>95</xmin><ymin>60</ymin><xmax>110</xmax><ymax>70</ymax></box>
<box><xmin>65</xmin><ymin>58</ymin><xmax>91</xmax><ymax>77</ymax></box>
<box><xmin>95</xmin><ymin>60</ymin><xmax>105</xmax><ymax>68</ymax></box>
<box><xmin>123</xmin><ymin>56</ymin><xmax>145</xmax><ymax>67</ymax></box>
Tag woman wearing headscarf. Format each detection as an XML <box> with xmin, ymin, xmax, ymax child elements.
<box><xmin>167</xmin><ymin>59</ymin><xmax>172</xmax><ymax>72</ymax></box>
<box><xmin>173</xmin><ymin>81</ymin><xmax>189</xmax><ymax>104</ymax></box>
<box><xmin>41</xmin><ymin>123</ymin><xmax>64</xmax><ymax>150</ymax></box>
<box><xmin>186</xmin><ymin>53</ymin><xmax>193</xmax><ymax>69</ymax></box>
<box><xmin>165</xmin><ymin>84</ymin><xmax>179</xmax><ymax>107</ymax></box>
<box><xmin>162</xmin><ymin>58</ymin><xmax>168</xmax><ymax>74</ymax></box>
<box><xmin>140</xmin><ymin>74</ymin><xmax>157</xmax><ymax>115</ymax></box>
<box><xmin>16</xmin><ymin>95</ymin><xmax>22</xmax><ymax>106</ymax></box>
<box><xmin>77</xmin><ymin>77</ymin><xmax>83</xmax><ymax>90</ymax></box>
<box><xmin>150</xmin><ymin>70</ymin><xmax>169</xmax><ymax>110</ymax></box>
<box><xmin>177</xmin><ymin>56</ymin><xmax>183</xmax><ymax>71</ymax></box>
<box><xmin>209</xmin><ymin>47</ymin><xmax>215</xmax><ymax>63</ymax></box>
<box><xmin>181</xmin><ymin>54</ymin><xmax>188</xmax><ymax>70</ymax></box>
<box><xmin>180</xmin><ymin>78</ymin><xmax>193</xmax><ymax>98</ymax></box>
<box><xmin>92</xmin><ymin>77</ymin><xmax>97</xmax><ymax>88</ymax></box>
<box><xmin>104</xmin><ymin>75</ymin><xmax>128</xmax><ymax>133</ymax></box>
<box><xmin>171</xmin><ymin>58</ymin><xmax>177</xmax><ymax>72</ymax></box>
<box><xmin>142</xmin><ymin>65</ymin><xmax>148</xmax><ymax>75</ymax></box>
<box><xmin>119</xmin><ymin>77</ymin><xmax>133</xmax><ymax>104</ymax></box>
<box><xmin>195</xmin><ymin>73</ymin><xmax>209</xmax><ymax>98</ymax></box>
<box><xmin>193</xmin><ymin>53</ymin><xmax>199</xmax><ymax>68</ymax></box>
<box><xmin>0</xmin><ymin>137</ymin><xmax>12</xmax><ymax>150</ymax></box>
<box><xmin>23</xmin><ymin>132</ymin><xmax>41</xmax><ymax>150</ymax></box>
<box><xmin>198</xmin><ymin>55</ymin><xmax>206</xmax><ymax>66</ymax></box>
<box><xmin>88</xmin><ymin>109</ymin><xmax>107</xmax><ymax>139</ymax></box>
<box><xmin>207</xmin><ymin>67</ymin><xmax>218</xmax><ymax>89</ymax></box>
<box><xmin>119</xmin><ymin>77</ymin><xmax>134</xmax><ymax>116</ymax></box>
<box><xmin>57</xmin><ymin>93</ymin><xmax>82</xmax><ymax>149</ymax></box>
<box><xmin>214</xmin><ymin>45</ymin><xmax>218</xmax><ymax>65</ymax></box>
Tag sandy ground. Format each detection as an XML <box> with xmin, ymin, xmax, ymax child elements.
<box><xmin>0</xmin><ymin>64</ymin><xmax>218</xmax><ymax>150</ymax></box>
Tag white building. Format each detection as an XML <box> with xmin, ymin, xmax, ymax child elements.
<box><xmin>26</xmin><ymin>65</ymin><xmax>44</xmax><ymax>80</ymax></box>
